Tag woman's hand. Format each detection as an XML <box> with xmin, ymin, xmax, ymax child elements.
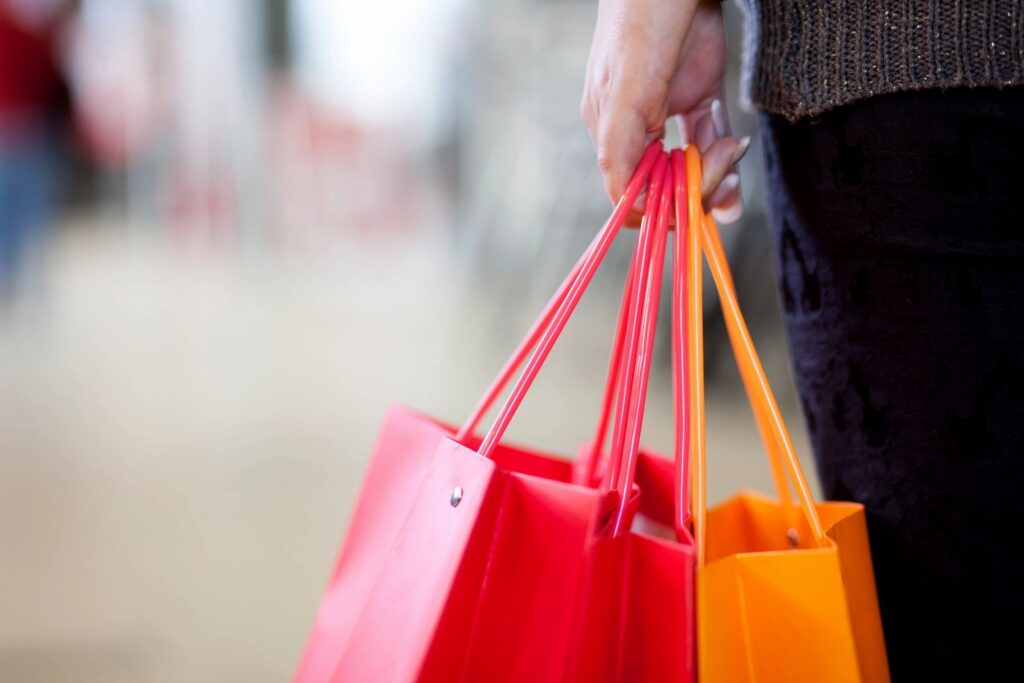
<box><xmin>581</xmin><ymin>0</ymin><xmax>748</xmax><ymax>223</ymax></box>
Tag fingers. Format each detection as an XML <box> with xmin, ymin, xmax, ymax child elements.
<box><xmin>706</xmin><ymin>172</ymin><xmax>739</xmax><ymax>208</ymax></box>
<box><xmin>581</xmin><ymin>0</ymin><xmax>697</xmax><ymax>219</ymax></box>
<box><xmin>699</xmin><ymin>136</ymin><xmax>741</xmax><ymax>198</ymax></box>
<box><xmin>711</xmin><ymin>97</ymin><xmax>729</xmax><ymax>139</ymax></box>
<box><xmin>586</xmin><ymin>104</ymin><xmax>663</xmax><ymax>216</ymax></box>
<box><xmin>624</xmin><ymin>206</ymin><xmax>645</xmax><ymax>228</ymax></box>
<box><xmin>691</xmin><ymin>109</ymin><xmax>717</xmax><ymax>151</ymax></box>
<box><xmin>596</xmin><ymin>109</ymin><xmax>649</xmax><ymax>205</ymax></box>
<box><xmin>582</xmin><ymin>95</ymin><xmax>664</xmax><ymax>226</ymax></box>
<box><xmin>711</xmin><ymin>193</ymin><xmax>744</xmax><ymax>224</ymax></box>
<box><xmin>708</xmin><ymin>135</ymin><xmax>749</xmax><ymax>223</ymax></box>
<box><xmin>679</xmin><ymin>98</ymin><xmax>750</xmax><ymax>224</ymax></box>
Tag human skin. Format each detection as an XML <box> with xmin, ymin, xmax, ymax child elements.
<box><xmin>581</xmin><ymin>0</ymin><xmax>747</xmax><ymax>223</ymax></box>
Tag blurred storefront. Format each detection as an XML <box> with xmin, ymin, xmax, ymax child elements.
<box><xmin>0</xmin><ymin>2</ymin><xmax>809</xmax><ymax>681</ymax></box>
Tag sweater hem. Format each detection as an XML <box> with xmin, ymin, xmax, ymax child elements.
<box><xmin>743</xmin><ymin>0</ymin><xmax>1024</xmax><ymax>121</ymax></box>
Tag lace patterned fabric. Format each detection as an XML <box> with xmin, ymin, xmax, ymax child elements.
<box><xmin>760</xmin><ymin>86</ymin><xmax>1024</xmax><ymax>681</ymax></box>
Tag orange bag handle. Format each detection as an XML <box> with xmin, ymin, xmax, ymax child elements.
<box><xmin>677</xmin><ymin>148</ymin><xmax>708</xmax><ymax>565</ymax></box>
<box><xmin>675</xmin><ymin>146</ymin><xmax>827</xmax><ymax>568</ymax></box>
<box><xmin>673</xmin><ymin>148</ymin><xmax>791</xmax><ymax>553</ymax></box>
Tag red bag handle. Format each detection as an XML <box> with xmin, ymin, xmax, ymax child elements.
<box><xmin>553</xmin><ymin>151</ymin><xmax>673</xmax><ymax>519</ymax></box>
<box><xmin>670</xmin><ymin>150</ymin><xmax>692</xmax><ymax>539</ymax></box>
<box><xmin>581</xmin><ymin>231</ymin><xmax>642</xmax><ymax>487</ymax></box>
<box><xmin>585</xmin><ymin>154</ymin><xmax>691</xmax><ymax>541</ymax></box>
<box><xmin>607</xmin><ymin>157</ymin><xmax>673</xmax><ymax>535</ymax></box>
<box><xmin>473</xmin><ymin>145</ymin><xmax>665</xmax><ymax>461</ymax></box>
<box><xmin>455</xmin><ymin>141</ymin><xmax>663</xmax><ymax>446</ymax></box>
<box><xmin>602</xmin><ymin>156</ymin><xmax>670</xmax><ymax>497</ymax></box>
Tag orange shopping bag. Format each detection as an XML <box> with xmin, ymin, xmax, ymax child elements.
<box><xmin>671</xmin><ymin>147</ymin><xmax>890</xmax><ymax>683</ymax></box>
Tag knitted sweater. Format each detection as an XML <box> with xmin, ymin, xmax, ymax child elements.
<box><xmin>740</xmin><ymin>0</ymin><xmax>1024</xmax><ymax>120</ymax></box>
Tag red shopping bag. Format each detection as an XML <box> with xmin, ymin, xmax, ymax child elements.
<box><xmin>566</xmin><ymin>151</ymin><xmax>695</xmax><ymax>682</ymax></box>
<box><xmin>293</xmin><ymin>144</ymin><xmax>696</xmax><ymax>682</ymax></box>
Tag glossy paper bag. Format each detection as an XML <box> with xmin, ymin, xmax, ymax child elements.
<box><xmin>671</xmin><ymin>147</ymin><xmax>890</xmax><ymax>683</ymax></box>
<box><xmin>294</xmin><ymin>144</ymin><xmax>696</xmax><ymax>682</ymax></box>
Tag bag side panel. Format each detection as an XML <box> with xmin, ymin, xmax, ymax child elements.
<box><xmin>621</xmin><ymin>534</ymin><xmax>695</xmax><ymax>683</ymax></box>
<box><xmin>294</xmin><ymin>407</ymin><xmax>448</xmax><ymax>682</ymax></box>
<box><xmin>330</xmin><ymin>438</ymin><xmax>498</xmax><ymax>682</ymax></box>
<box><xmin>827</xmin><ymin>506</ymin><xmax>891</xmax><ymax>683</ymax></box>
<box><xmin>461</xmin><ymin>474</ymin><xmax>603</xmax><ymax>682</ymax></box>
<box><xmin>698</xmin><ymin>555</ymin><xmax>752</xmax><ymax>683</ymax></box>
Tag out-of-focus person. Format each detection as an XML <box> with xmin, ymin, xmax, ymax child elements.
<box><xmin>0</xmin><ymin>0</ymin><xmax>72</xmax><ymax>301</ymax></box>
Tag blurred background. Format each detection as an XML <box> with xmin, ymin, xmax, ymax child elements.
<box><xmin>0</xmin><ymin>1</ymin><xmax>815</xmax><ymax>681</ymax></box>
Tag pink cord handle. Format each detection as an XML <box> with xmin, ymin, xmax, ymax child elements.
<box><xmin>585</xmin><ymin>152</ymin><xmax>692</xmax><ymax>541</ymax></box>
<box><xmin>609</xmin><ymin>159</ymin><xmax>673</xmax><ymax>535</ymax></box>
<box><xmin>456</xmin><ymin>141</ymin><xmax>663</xmax><ymax>447</ymax></box>
<box><xmin>669</xmin><ymin>149</ymin><xmax>692</xmax><ymax>539</ymax></box>
<box><xmin>604</xmin><ymin>157</ymin><xmax>669</xmax><ymax>495</ymax></box>
<box><xmin>456</xmin><ymin>242</ymin><xmax>591</xmax><ymax>443</ymax></box>
<box><xmin>581</xmin><ymin>239</ymin><xmax>638</xmax><ymax>485</ymax></box>
<box><xmin>474</xmin><ymin>144</ymin><xmax>664</xmax><ymax>460</ymax></box>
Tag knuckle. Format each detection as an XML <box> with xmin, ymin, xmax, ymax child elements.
<box><xmin>579</xmin><ymin>96</ymin><xmax>591</xmax><ymax>122</ymax></box>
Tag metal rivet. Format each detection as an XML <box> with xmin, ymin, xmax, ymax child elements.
<box><xmin>450</xmin><ymin>486</ymin><xmax>463</xmax><ymax>508</ymax></box>
<box><xmin>786</xmin><ymin>528</ymin><xmax>800</xmax><ymax>547</ymax></box>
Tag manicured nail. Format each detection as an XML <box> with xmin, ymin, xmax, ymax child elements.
<box><xmin>712</xmin><ymin>200</ymin><xmax>745</xmax><ymax>225</ymax></box>
<box><xmin>711</xmin><ymin>99</ymin><xmax>729</xmax><ymax>138</ymax></box>
<box><xmin>732</xmin><ymin>136</ymin><xmax>752</xmax><ymax>164</ymax></box>
<box><xmin>718</xmin><ymin>173</ymin><xmax>740</xmax><ymax>196</ymax></box>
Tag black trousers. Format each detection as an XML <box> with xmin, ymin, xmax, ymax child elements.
<box><xmin>760</xmin><ymin>87</ymin><xmax>1024</xmax><ymax>681</ymax></box>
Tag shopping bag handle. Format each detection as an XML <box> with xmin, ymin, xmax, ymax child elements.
<box><xmin>587</xmin><ymin>153</ymin><xmax>693</xmax><ymax>542</ymax></box>
<box><xmin>455</xmin><ymin>141</ymin><xmax>663</xmax><ymax>446</ymax></box>
<box><xmin>473</xmin><ymin>145</ymin><xmax>666</xmax><ymax>461</ymax></box>
<box><xmin>600</xmin><ymin>155</ymin><xmax>669</xmax><ymax>497</ymax></box>
<box><xmin>581</xmin><ymin>156</ymin><xmax>675</xmax><ymax>490</ymax></box>
<box><xmin>580</xmin><ymin>230</ymin><xmax>642</xmax><ymax>487</ymax></box>
<box><xmin>670</xmin><ymin>149</ymin><xmax>693</xmax><ymax>539</ymax></box>
<box><xmin>466</xmin><ymin>144</ymin><xmax>684</xmax><ymax>537</ymax></box>
<box><xmin>581</xmin><ymin>154</ymin><xmax>674</xmax><ymax>528</ymax></box>
<box><xmin>585</xmin><ymin>176</ymin><xmax>671</xmax><ymax>491</ymax></box>
<box><xmin>607</xmin><ymin>156</ymin><xmax>673</xmax><ymax>535</ymax></box>
<box><xmin>676</xmin><ymin>149</ymin><xmax>793</xmax><ymax>513</ymax></box>
<box><xmin>675</xmin><ymin>146</ymin><xmax>827</xmax><ymax>567</ymax></box>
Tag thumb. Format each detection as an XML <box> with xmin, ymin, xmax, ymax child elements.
<box><xmin>596</xmin><ymin>107</ymin><xmax>664</xmax><ymax>210</ymax></box>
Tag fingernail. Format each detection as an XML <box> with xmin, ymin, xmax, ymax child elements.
<box><xmin>711</xmin><ymin>99</ymin><xmax>728</xmax><ymax>138</ymax></box>
<box><xmin>718</xmin><ymin>173</ymin><xmax>740</xmax><ymax>196</ymax></box>
<box><xmin>732</xmin><ymin>136</ymin><xmax>752</xmax><ymax>164</ymax></box>
<box><xmin>676</xmin><ymin>116</ymin><xmax>690</xmax><ymax>146</ymax></box>
<box><xmin>712</xmin><ymin>200</ymin><xmax>745</xmax><ymax>225</ymax></box>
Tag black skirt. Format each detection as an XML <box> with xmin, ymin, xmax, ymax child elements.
<box><xmin>760</xmin><ymin>86</ymin><xmax>1024</xmax><ymax>682</ymax></box>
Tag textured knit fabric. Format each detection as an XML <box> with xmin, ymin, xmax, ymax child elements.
<box><xmin>760</xmin><ymin>86</ymin><xmax>1024</xmax><ymax>680</ymax></box>
<box><xmin>741</xmin><ymin>0</ymin><xmax>1024</xmax><ymax>120</ymax></box>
